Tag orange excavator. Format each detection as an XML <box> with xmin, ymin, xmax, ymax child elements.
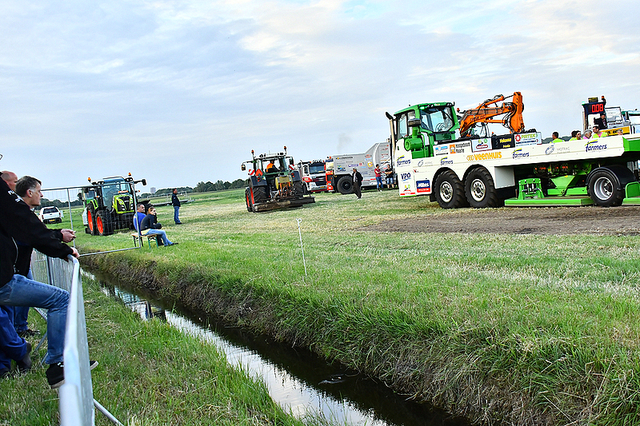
<box><xmin>458</xmin><ymin>92</ymin><xmax>525</xmax><ymax>138</ymax></box>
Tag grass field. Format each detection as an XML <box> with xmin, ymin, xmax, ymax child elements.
<box><xmin>49</xmin><ymin>189</ymin><xmax>640</xmax><ymax>424</ymax></box>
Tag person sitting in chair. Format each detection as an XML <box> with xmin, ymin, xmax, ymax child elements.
<box><xmin>137</xmin><ymin>205</ymin><xmax>177</xmax><ymax>247</ymax></box>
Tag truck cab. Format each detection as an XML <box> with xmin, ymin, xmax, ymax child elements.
<box><xmin>389</xmin><ymin>102</ymin><xmax>459</xmax><ymax>160</ymax></box>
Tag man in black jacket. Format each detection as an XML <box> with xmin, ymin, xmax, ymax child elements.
<box><xmin>352</xmin><ymin>168</ymin><xmax>363</xmax><ymax>199</ymax></box>
<box><xmin>0</xmin><ymin>172</ymin><xmax>79</xmax><ymax>388</ymax></box>
<box><xmin>171</xmin><ymin>188</ymin><xmax>182</xmax><ymax>224</ymax></box>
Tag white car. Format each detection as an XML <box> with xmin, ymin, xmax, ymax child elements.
<box><xmin>39</xmin><ymin>206</ymin><xmax>64</xmax><ymax>224</ymax></box>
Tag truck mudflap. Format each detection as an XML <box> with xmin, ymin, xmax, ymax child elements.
<box><xmin>252</xmin><ymin>196</ymin><xmax>315</xmax><ymax>212</ymax></box>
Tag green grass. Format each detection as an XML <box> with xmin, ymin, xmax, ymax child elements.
<box><xmin>0</xmin><ymin>274</ymin><xmax>336</xmax><ymax>426</ymax></box>
<box><xmin>61</xmin><ymin>189</ymin><xmax>640</xmax><ymax>424</ymax></box>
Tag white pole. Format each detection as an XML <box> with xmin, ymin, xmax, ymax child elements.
<box><xmin>296</xmin><ymin>218</ymin><xmax>307</xmax><ymax>276</ymax></box>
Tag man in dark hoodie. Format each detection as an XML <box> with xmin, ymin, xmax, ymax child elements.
<box><xmin>0</xmin><ymin>171</ymin><xmax>79</xmax><ymax>388</ymax></box>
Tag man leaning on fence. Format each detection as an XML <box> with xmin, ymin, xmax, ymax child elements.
<box><xmin>0</xmin><ymin>171</ymin><xmax>89</xmax><ymax>388</ymax></box>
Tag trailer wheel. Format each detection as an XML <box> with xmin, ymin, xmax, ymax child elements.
<box><xmin>95</xmin><ymin>211</ymin><xmax>114</xmax><ymax>236</ymax></box>
<box><xmin>336</xmin><ymin>176</ymin><xmax>353</xmax><ymax>194</ymax></box>
<box><xmin>245</xmin><ymin>188</ymin><xmax>253</xmax><ymax>212</ymax></box>
<box><xmin>587</xmin><ymin>166</ymin><xmax>635</xmax><ymax>207</ymax></box>
<box><xmin>465</xmin><ymin>168</ymin><xmax>500</xmax><ymax>208</ymax></box>
<box><xmin>434</xmin><ymin>170</ymin><xmax>467</xmax><ymax>209</ymax></box>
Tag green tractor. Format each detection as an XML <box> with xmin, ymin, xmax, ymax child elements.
<box><xmin>241</xmin><ymin>147</ymin><xmax>315</xmax><ymax>212</ymax></box>
<box><xmin>81</xmin><ymin>174</ymin><xmax>147</xmax><ymax>236</ymax></box>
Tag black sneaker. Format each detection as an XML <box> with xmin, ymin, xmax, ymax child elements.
<box><xmin>46</xmin><ymin>362</ymin><xmax>64</xmax><ymax>389</ymax></box>
<box><xmin>16</xmin><ymin>342</ymin><xmax>32</xmax><ymax>374</ymax></box>
<box><xmin>47</xmin><ymin>360</ymin><xmax>99</xmax><ymax>389</ymax></box>
<box><xmin>0</xmin><ymin>368</ymin><xmax>10</xmax><ymax>379</ymax></box>
<box><xmin>17</xmin><ymin>328</ymin><xmax>39</xmax><ymax>338</ymax></box>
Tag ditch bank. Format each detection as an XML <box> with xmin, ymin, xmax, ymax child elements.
<box><xmin>81</xmin><ymin>250</ymin><xmax>577</xmax><ymax>426</ymax></box>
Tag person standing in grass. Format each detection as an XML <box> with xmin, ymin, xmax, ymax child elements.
<box><xmin>384</xmin><ymin>163</ymin><xmax>394</xmax><ymax>189</ymax></box>
<box><xmin>374</xmin><ymin>164</ymin><xmax>382</xmax><ymax>191</ymax></box>
<box><xmin>352</xmin><ymin>168</ymin><xmax>363</xmax><ymax>199</ymax></box>
<box><xmin>172</xmin><ymin>188</ymin><xmax>182</xmax><ymax>224</ymax></box>
<box><xmin>0</xmin><ymin>171</ymin><xmax>84</xmax><ymax>388</ymax></box>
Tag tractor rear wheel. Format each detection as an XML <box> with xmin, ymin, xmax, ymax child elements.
<box><xmin>336</xmin><ymin>176</ymin><xmax>353</xmax><ymax>194</ymax></box>
<box><xmin>96</xmin><ymin>211</ymin><xmax>114</xmax><ymax>236</ymax></box>
<box><xmin>293</xmin><ymin>181</ymin><xmax>305</xmax><ymax>197</ymax></box>
<box><xmin>87</xmin><ymin>206</ymin><xmax>98</xmax><ymax>235</ymax></box>
<box><xmin>253</xmin><ymin>186</ymin><xmax>268</xmax><ymax>204</ymax></box>
<box><xmin>245</xmin><ymin>188</ymin><xmax>252</xmax><ymax>212</ymax></box>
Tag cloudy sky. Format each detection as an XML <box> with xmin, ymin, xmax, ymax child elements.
<box><xmin>2</xmin><ymin>0</ymin><xmax>639</xmax><ymax>191</ymax></box>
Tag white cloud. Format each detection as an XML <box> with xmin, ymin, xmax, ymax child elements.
<box><xmin>1</xmin><ymin>0</ymin><xmax>639</xmax><ymax>190</ymax></box>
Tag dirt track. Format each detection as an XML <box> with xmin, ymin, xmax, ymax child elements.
<box><xmin>364</xmin><ymin>206</ymin><xmax>640</xmax><ymax>236</ymax></box>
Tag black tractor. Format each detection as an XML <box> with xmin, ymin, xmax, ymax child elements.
<box><xmin>241</xmin><ymin>147</ymin><xmax>315</xmax><ymax>212</ymax></box>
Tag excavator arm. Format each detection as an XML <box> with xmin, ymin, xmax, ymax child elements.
<box><xmin>458</xmin><ymin>92</ymin><xmax>525</xmax><ymax>137</ymax></box>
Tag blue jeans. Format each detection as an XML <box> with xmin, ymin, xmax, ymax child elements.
<box><xmin>376</xmin><ymin>176</ymin><xmax>383</xmax><ymax>189</ymax></box>
<box><xmin>0</xmin><ymin>306</ymin><xmax>27</xmax><ymax>370</ymax></box>
<box><xmin>173</xmin><ymin>206</ymin><xmax>181</xmax><ymax>224</ymax></box>
<box><xmin>13</xmin><ymin>270</ymin><xmax>33</xmax><ymax>333</ymax></box>
<box><xmin>0</xmin><ymin>274</ymin><xmax>69</xmax><ymax>364</ymax></box>
<box><xmin>145</xmin><ymin>229</ymin><xmax>172</xmax><ymax>246</ymax></box>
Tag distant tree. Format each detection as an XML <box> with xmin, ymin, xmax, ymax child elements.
<box><xmin>229</xmin><ymin>179</ymin><xmax>248</xmax><ymax>189</ymax></box>
<box><xmin>194</xmin><ymin>181</ymin><xmax>216</xmax><ymax>192</ymax></box>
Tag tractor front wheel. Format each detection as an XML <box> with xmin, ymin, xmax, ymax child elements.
<box><xmin>96</xmin><ymin>211</ymin><xmax>114</xmax><ymax>236</ymax></box>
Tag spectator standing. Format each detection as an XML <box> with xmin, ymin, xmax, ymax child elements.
<box><xmin>0</xmin><ymin>172</ymin><xmax>82</xmax><ymax>388</ymax></box>
<box><xmin>592</xmin><ymin>125</ymin><xmax>602</xmax><ymax>138</ymax></box>
<box><xmin>172</xmin><ymin>188</ymin><xmax>182</xmax><ymax>224</ymax></box>
<box><xmin>374</xmin><ymin>164</ymin><xmax>382</xmax><ymax>191</ymax></box>
<box><xmin>551</xmin><ymin>132</ymin><xmax>563</xmax><ymax>143</ymax></box>
<box><xmin>15</xmin><ymin>176</ymin><xmax>75</xmax><ymax>338</ymax></box>
<box><xmin>594</xmin><ymin>113</ymin><xmax>608</xmax><ymax>130</ymax></box>
<box><xmin>384</xmin><ymin>164</ymin><xmax>394</xmax><ymax>189</ymax></box>
<box><xmin>352</xmin><ymin>168</ymin><xmax>363</xmax><ymax>199</ymax></box>
<box><xmin>0</xmin><ymin>172</ymin><xmax>31</xmax><ymax>378</ymax></box>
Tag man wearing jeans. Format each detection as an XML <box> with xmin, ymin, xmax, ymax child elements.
<box><xmin>0</xmin><ymin>172</ymin><xmax>79</xmax><ymax>388</ymax></box>
<box><xmin>171</xmin><ymin>188</ymin><xmax>182</xmax><ymax>224</ymax></box>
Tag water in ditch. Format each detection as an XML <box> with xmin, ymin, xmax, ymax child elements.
<box><xmin>88</xmin><ymin>271</ymin><xmax>470</xmax><ymax>426</ymax></box>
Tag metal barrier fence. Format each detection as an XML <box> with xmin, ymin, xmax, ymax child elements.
<box><xmin>30</xmin><ymin>251</ymin><xmax>122</xmax><ymax>426</ymax></box>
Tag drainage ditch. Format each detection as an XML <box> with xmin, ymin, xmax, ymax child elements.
<box><xmin>88</xmin><ymin>270</ymin><xmax>469</xmax><ymax>426</ymax></box>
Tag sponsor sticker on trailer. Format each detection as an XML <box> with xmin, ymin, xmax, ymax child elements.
<box><xmin>400</xmin><ymin>172</ymin><xmax>412</xmax><ymax>181</ymax></box>
<box><xmin>472</xmin><ymin>138</ymin><xmax>492</xmax><ymax>152</ymax></box>
<box><xmin>494</xmin><ymin>135</ymin><xmax>515</xmax><ymax>149</ymax></box>
<box><xmin>434</xmin><ymin>145</ymin><xmax>449</xmax><ymax>156</ymax></box>
<box><xmin>396</xmin><ymin>155</ymin><xmax>411</xmax><ymax>166</ymax></box>
<box><xmin>512</xmin><ymin>148</ymin><xmax>530</xmax><ymax>159</ymax></box>
<box><xmin>585</xmin><ymin>140</ymin><xmax>608</xmax><ymax>152</ymax></box>
<box><xmin>514</xmin><ymin>132</ymin><xmax>542</xmax><ymax>146</ymax></box>
<box><xmin>449</xmin><ymin>141</ymin><xmax>471</xmax><ymax>154</ymax></box>
<box><xmin>440</xmin><ymin>156</ymin><xmax>453</xmax><ymax>166</ymax></box>
<box><xmin>416</xmin><ymin>180</ymin><xmax>431</xmax><ymax>193</ymax></box>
